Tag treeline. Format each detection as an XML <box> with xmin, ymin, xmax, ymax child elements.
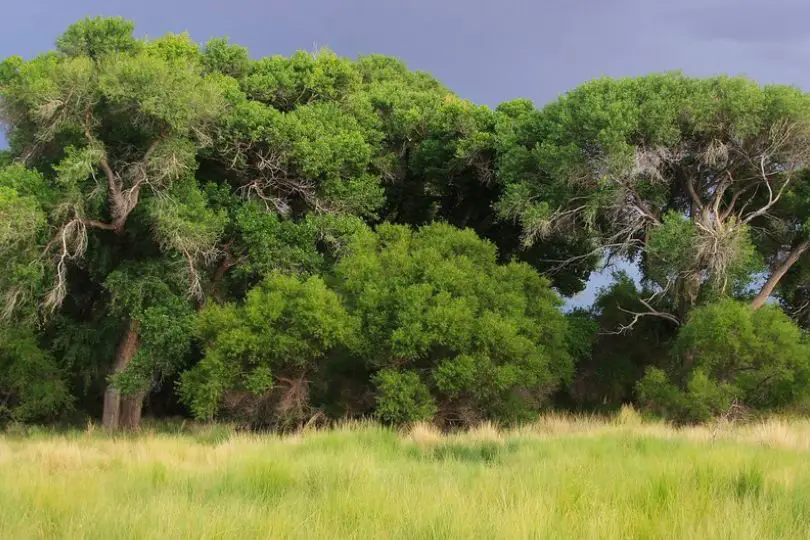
<box><xmin>2</xmin><ymin>17</ymin><xmax>810</xmax><ymax>429</ymax></box>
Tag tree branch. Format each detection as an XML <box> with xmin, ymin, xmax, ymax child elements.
<box><xmin>720</xmin><ymin>182</ymin><xmax>757</xmax><ymax>222</ymax></box>
<box><xmin>741</xmin><ymin>157</ymin><xmax>793</xmax><ymax>225</ymax></box>
<box><xmin>601</xmin><ymin>303</ymin><xmax>681</xmax><ymax>335</ymax></box>
<box><xmin>685</xmin><ymin>176</ymin><xmax>703</xmax><ymax>212</ymax></box>
<box><xmin>751</xmin><ymin>237</ymin><xmax>810</xmax><ymax>311</ymax></box>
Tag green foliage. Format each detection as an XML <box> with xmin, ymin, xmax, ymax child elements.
<box><xmin>0</xmin><ymin>327</ymin><xmax>72</xmax><ymax>423</ymax></box>
<box><xmin>0</xmin><ymin>186</ymin><xmax>45</xmax><ymax>249</ymax></box>
<box><xmin>373</xmin><ymin>369</ymin><xmax>437</xmax><ymax>424</ymax></box>
<box><xmin>564</xmin><ymin>309</ymin><xmax>598</xmax><ymax>366</ymax></box>
<box><xmin>148</xmin><ymin>177</ymin><xmax>227</xmax><ymax>281</ymax></box>
<box><xmin>0</xmin><ymin>166</ymin><xmax>52</xmax><ymax>322</ymax></box>
<box><xmin>5</xmin><ymin>17</ymin><xmax>810</xmax><ymax>430</ymax></box>
<box><xmin>241</xmin><ymin>49</ymin><xmax>360</xmax><ymax>109</ymax></box>
<box><xmin>645</xmin><ymin>212</ymin><xmax>699</xmax><ymax>285</ymax></box>
<box><xmin>638</xmin><ymin>300</ymin><xmax>810</xmax><ymax>422</ymax></box>
<box><xmin>202</xmin><ymin>38</ymin><xmax>250</xmax><ymax>78</ymax></box>
<box><xmin>180</xmin><ymin>273</ymin><xmax>356</xmax><ymax>422</ymax></box>
<box><xmin>234</xmin><ymin>204</ymin><xmax>366</xmax><ymax>281</ymax></box>
<box><xmin>647</xmin><ymin>212</ymin><xmax>762</xmax><ymax>297</ymax></box>
<box><xmin>498</xmin><ymin>73</ymin><xmax>810</xmax><ymax>316</ymax></box>
<box><xmin>96</xmin><ymin>51</ymin><xmax>223</xmax><ymax>134</ymax></box>
<box><xmin>144</xmin><ymin>33</ymin><xmax>200</xmax><ymax>64</ymax></box>
<box><xmin>637</xmin><ymin>367</ymin><xmax>737</xmax><ymax>423</ymax></box>
<box><xmin>565</xmin><ymin>273</ymin><xmax>677</xmax><ymax>410</ymax></box>
<box><xmin>335</xmin><ymin>222</ymin><xmax>572</xmax><ymax>425</ymax></box>
<box><xmin>56</xmin><ymin>17</ymin><xmax>139</xmax><ymax>59</ymax></box>
<box><xmin>103</xmin><ymin>263</ymin><xmax>196</xmax><ymax>395</ymax></box>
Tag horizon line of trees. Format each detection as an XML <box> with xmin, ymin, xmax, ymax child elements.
<box><xmin>2</xmin><ymin>17</ymin><xmax>810</xmax><ymax>430</ymax></box>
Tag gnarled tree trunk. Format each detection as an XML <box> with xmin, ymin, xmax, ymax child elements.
<box><xmin>102</xmin><ymin>319</ymin><xmax>140</xmax><ymax>430</ymax></box>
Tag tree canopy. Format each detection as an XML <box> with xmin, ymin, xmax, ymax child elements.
<box><xmin>497</xmin><ymin>74</ymin><xmax>810</xmax><ymax>319</ymax></box>
<box><xmin>3</xmin><ymin>18</ymin><xmax>810</xmax><ymax>429</ymax></box>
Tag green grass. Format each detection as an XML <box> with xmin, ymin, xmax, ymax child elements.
<box><xmin>2</xmin><ymin>413</ymin><xmax>810</xmax><ymax>539</ymax></box>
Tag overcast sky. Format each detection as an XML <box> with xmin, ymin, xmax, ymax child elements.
<box><xmin>2</xmin><ymin>0</ymin><xmax>807</xmax><ymax>304</ymax></box>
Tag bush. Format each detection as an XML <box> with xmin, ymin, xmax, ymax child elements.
<box><xmin>373</xmin><ymin>369</ymin><xmax>437</xmax><ymax>425</ymax></box>
<box><xmin>637</xmin><ymin>300</ymin><xmax>810</xmax><ymax>422</ymax></box>
<box><xmin>335</xmin><ymin>222</ymin><xmax>572</xmax><ymax>425</ymax></box>
<box><xmin>0</xmin><ymin>328</ymin><xmax>73</xmax><ymax>424</ymax></box>
<box><xmin>179</xmin><ymin>273</ymin><xmax>357</xmax><ymax>426</ymax></box>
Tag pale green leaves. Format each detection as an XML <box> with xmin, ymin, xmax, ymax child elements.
<box><xmin>53</xmin><ymin>145</ymin><xmax>104</xmax><ymax>191</ymax></box>
<box><xmin>0</xmin><ymin>167</ymin><xmax>51</xmax><ymax>321</ymax></box>
<box><xmin>149</xmin><ymin>179</ymin><xmax>227</xmax><ymax>257</ymax></box>
<box><xmin>56</xmin><ymin>17</ymin><xmax>139</xmax><ymax>59</ymax></box>
<box><xmin>98</xmin><ymin>52</ymin><xmax>225</xmax><ymax>134</ymax></box>
<box><xmin>647</xmin><ymin>212</ymin><xmax>762</xmax><ymax>296</ymax></box>
<box><xmin>241</xmin><ymin>49</ymin><xmax>361</xmax><ymax>109</ymax></box>
<box><xmin>1</xmin><ymin>55</ymin><xmax>95</xmax><ymax>141</ymax></box>
<box><xmin>202</xmin><ymin>38</ymin><xmax>250</xmax><ymax>78</ymax></box>
<box><xmin>0</xmin><ymin>187</ymin><xmax>45</xmax><ymax>251</ymax></box>
<box><xmin>3</xmin><ymin>28</ymin><xmax>227</xmax><ymax>152</ymax></box>
<box><xmin>144</xmin><ymin>33</ymin><xmax>201</xmax><ymax>65</ymax></box>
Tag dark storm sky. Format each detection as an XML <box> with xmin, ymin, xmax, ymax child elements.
<box><xmin>4</xmin><ymin>0</ymin><xmax>810</xmax><ymax>107</ymax></box>
<box><xmin>2</xmin><ymin>0</ymin><xmax>808</xmax><ymax>304</ymax></box>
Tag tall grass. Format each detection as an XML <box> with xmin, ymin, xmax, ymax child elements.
<box><xmin>2</xmin><ymin>412</ymin><xmax>810</xmax><ymax>539</ymax></box>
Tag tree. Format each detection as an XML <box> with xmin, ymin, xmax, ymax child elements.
<box><xmin>497</xmin><ymin>74</ymin><xmax>810</xmax><ymax>321</ymax></box>
<box><xmin>9</xmin><ymin>18</ymin><xmax>810</xmax><ymax>430</ymax></box>
<box><xmin>194</xmin><ymin>48</ymin><xmax>391</xmax><ymax>302</ymax></box>
<box><xmin>354</xmin><ymin>63</ymin><xmax>597</xmax><ymax>295</ymax></box>
<box><xmin>334</xmin><ymin>222</ymin><xmax>572</xmax><ymax>425</ymax></box>
<box><xmin>209</xmin><ymin>48</ymin><xmax>384</xmax><ymax>220</ymax></box>
<box><xmin>0</xmin><ymin>161</ymin><xmax>73</xmax><ymax>423</ymax></box>
<box><xmin>0</xmin><ymin>18</ymin><xmax>228</xmax><ymax>428</ymax></box>
<box><xmin>179</xmin><ymin>273</ymin><xmax>357</xmax><ymax>427</ymax></box>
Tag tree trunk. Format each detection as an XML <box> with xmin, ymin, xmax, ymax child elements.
<box><xmin>211</xmin><ymin>252</ymin><xmax>235</xmax><ymax>304</ymax></box>
<box><xmin>120</xmin><ymin>390</ymin><xmax>146</xmax><ymax>430</ymax></box>
<box><xmin>751</xmin><ymin>238</ymin><xmax>810</xmax><ymax>311</ymax></box>
<box><xmin>102</xmin><ymin>319</ymin><xmax>140</xmax><ymax>430</ymax></box>
<box><xmin>678</xmin><ymin>272</ymin><xmax>702</xmax><ymax>320</ymax></box>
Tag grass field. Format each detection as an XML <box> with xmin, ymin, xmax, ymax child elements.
<box><xmin>2</xmin><ymin>410</ymin><xmax>810</xmax><ymax>539</ymax></box>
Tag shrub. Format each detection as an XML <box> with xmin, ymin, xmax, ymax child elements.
<box><xmin>179</xmin><ymin>273</ymin><xmax>356</xmax><ymax>426</ymax></box>
<box><xmin>373</xmin><ymin>369</ymin><xmax>437</xmax><ymax>425</ymax></box>
<box><xmin>0</xmin><ymin>328</ymin><xmax>72</xmax><ymax>424</ymax></box>
<box><xmin>637</xmin><ymin>300</ymin><xmax>810</xmax><ymax>422</ymax></box>
<box><xmin>335</xmin><ymin>222</ymin><xmax>572</xmax><ymax>425</ymax></box>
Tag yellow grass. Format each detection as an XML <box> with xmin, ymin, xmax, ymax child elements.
<box><xmin>2</xmin><ymin>411</ymin><xmax>810</xmax><ymax>539</ymax></box>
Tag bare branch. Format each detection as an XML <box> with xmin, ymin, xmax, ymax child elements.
<box><xmin>601</xmin><ymin>304</ymin><xmax>681</xmax><ymax>335</ymax></box>
<box><xmin>43</xmin><ymin>217</ymin><xmax>88</xmax><ymax>312</ymax></box>
<box><xmin>182</xmin><ymin>248</ymin><xmax>205</xmax><ymax>301</ymax></box>
<box><xmin>540</xmin><ymin>241</ymin><xmax>643</xmax><ymax>274</ymax></box>
<box><xmin>720</xmin><ymin>183</ymin><xmax>757</xmax><ymax>222</ymax></box>
<box><xmin>741</xmin><ymin>162</ymin><xmax>793</xmax><ymax>225</ymax></box>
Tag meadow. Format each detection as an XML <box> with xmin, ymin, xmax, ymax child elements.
<box><xmin>2</xmin><ymin>411</ymin><xmax>810</xmax><ymax>539</ymax></box>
